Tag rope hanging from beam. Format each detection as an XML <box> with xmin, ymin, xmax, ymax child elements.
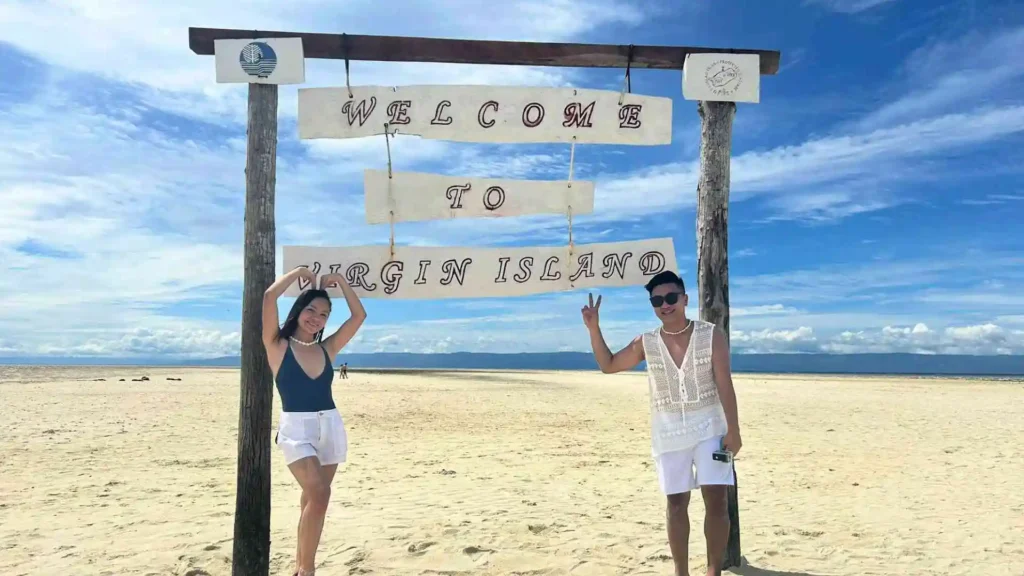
<box><xmin>566</xmin><ymin>135</ymin><xmax>577</xmax><ymax>256</ymax></box>
<box><xmin>384</xmin><ymin>122</ymin><xmax>395</xmax><ymax>259</ymax></box>
<box><xmin>343</xmin><ymin>33</ymin><xmax>353</xmax><ymax>98</ymax></box>
<box><xmin>618</xmin><ymin>44</ymin><xmax>633</xmax><ymax>105</ymax></box>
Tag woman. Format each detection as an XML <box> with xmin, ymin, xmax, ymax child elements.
<box><xmin>262</xmin><ymin>266</ymin><xmax>366</xmax><ymax>576</ymax></box>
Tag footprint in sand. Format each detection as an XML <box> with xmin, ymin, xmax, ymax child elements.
<box><xmin>407</xmin><ymin>541</ymin><xmax>437</xmax><ymax>555</ymax></box>
<box><xmin>176</xmin><ymin>556</ymin><xmax>213</xmax><ymax>576</ymax></box>
<box><xmin>345</xmin><ymin>549</ymin><xmax>369</xmax><ymax>567</ymax></box>
<box><xmin>463</xmin><ymin>545</ymin><xmax>494</xmax><ymax>561</ymax></box>
<box><xmin>527</xmin><ymin>523</ymin><xmax>549</xmax><ymax>535</ymax></box>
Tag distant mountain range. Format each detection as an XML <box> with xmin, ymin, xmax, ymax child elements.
<box><xmin>2</xmin><ymin>352</ymin><xmax>1023</xmax><ymax>376</ymax></box>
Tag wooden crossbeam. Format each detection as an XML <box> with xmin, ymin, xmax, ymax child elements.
<box><xmin>188</xmin><ymin>27</ymin><xmax>781</xmax><ymax>75</ymax></box>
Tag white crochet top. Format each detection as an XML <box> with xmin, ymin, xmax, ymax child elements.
<box><xmin>641</xmin><ymin>320</ymin><xmax>728</xmax><ymax>456</ymax></box>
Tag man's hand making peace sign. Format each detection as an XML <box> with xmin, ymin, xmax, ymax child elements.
<box><xmin>581</xmin><ymin>293</ymin><xmax>602</xmax><ymax>331</ymax></box>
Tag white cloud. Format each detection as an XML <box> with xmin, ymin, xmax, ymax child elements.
<box><xmin>61</xmin><ymin>328</ymin><xmax>240</xmax><ymax>358</ymax></box>
<box><xmin>732</xmin><ymin>326</ymin><xmax>817</xmax><ymax>353</ymax></box>
<box><xmin>3</xmin><ymin>4</ymin><xmax>1024</xmax><ymax>360</ymax></box>
<box><xmin>732</xmin><ymin>304</ymin><xmax>801</xmax><ymax>317</ymax></box>
<box><xmin>0</xmin><ymin>0</ymin><xmax>663</xmax><ymax>359</ymax></box>
<box><xmin>0</xmin><ymin>88</ymin><xmax>249</xmax><ymax>340</ymax></box>
<box><xmin>804</xmin><ymin>0</ymin><xmax>898</xmax><ymax>13</ymax></box>
<box><xmin>331</xmin><ymin>314</ymin><xmax>1024</xmax><ymax>356</ymax></box>
<box><xmin>589</xmin><ymin>25</ymin><xmax>1024</xmax><ymax>225</ymax></box>
<box><xmin>856</xmin><ymin>27</ymin><xmax>1024</xmax><ymax>131</ymax></box>
<box><xmin>590</xmin><ymin>105</ymin><xmax>1024</xmax><ymax>223</ymax></box>
<box><xmin>731</xmin><ymin>253</ymin><xmax>1024</xmax><ymax>307</ymax></box>
<box><xmin>823</xmin><ymin>323</ymin><xmax>1024</xmax><ymax>355</ymax></box>
<box><xmin>961</xmin><ymin>193</ymin><xmax>1024</xmax><ymax>206</ymax></box>
<box><xmin>0</xmin><ymin>0</ymin><xmax>645</xmax><ymax>126</ymax></box>
<box><xmin>0</xmin><ymin>323</ymin><xmax>241</xmax><ymax>359</ymax></box>
<box><xmin>375</xmin><ymin>334</ymin><xmax>402</xmax><ymax>352</ymax></box>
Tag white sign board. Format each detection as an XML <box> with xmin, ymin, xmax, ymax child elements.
<box><xmin>282</xmin><ymin>238</ymin><xmax>676</xmax><ymax>299</ymax></box>
<box><xmin>363</xmin><ymin>169</ymin><xmax>594</xmax><ymax>224</ymax></box>
<box><xmin>298</xmin><ymin>85</ymin><xmax>672</xmax><ymax>145</ymax></box>
<box><xmin>214</xmin><ymin>38</ymin><xmax>305</xmax><ymax>85</ymax></box>
<box><xmin>683</xmin><ymin>53</ymin><xmax>760</xmax><ymax>103</ymax></box>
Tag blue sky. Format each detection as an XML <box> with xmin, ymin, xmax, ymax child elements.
<box><xmin>1</xmin><ymin>0</ymin><xmax>1023</xmax><ymax>358</ymax></box>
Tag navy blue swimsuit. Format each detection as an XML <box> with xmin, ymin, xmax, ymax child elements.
<box><xmin>275</xmin><ymin>343</ymin><xmax>336</xmax><ymax>413</ymax></box>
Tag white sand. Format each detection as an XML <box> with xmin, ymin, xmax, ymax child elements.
<box><xmin>1</xmin><ymin>365</ymin><xmax>1022</xmax><ymax>575</ymax></box>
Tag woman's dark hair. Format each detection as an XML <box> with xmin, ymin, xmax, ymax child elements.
<box><xmin>279</xmin><ymin>289</ymin><xmax>332</xmax><ymax>342</ymax></box>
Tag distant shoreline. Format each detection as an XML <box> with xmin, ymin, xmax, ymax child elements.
<box><xmin>2</xmin><ymin>357</ymin><xmax>1022</xmax><ymax>380</ymax></box>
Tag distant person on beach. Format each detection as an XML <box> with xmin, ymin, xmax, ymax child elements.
<box><xmin>581</xmin><ymin>270</ymin><xmax>742</xmax><ymax>576</ymax></box>
<box><xmin>263</xmin><ymin>266</ymin><xmax>366</xmax><ymax>576</ymax></box>
<box><xmin>340</xmin><ymin>363</ymin><xmax>348</xmax><ymax>379</ymax></box>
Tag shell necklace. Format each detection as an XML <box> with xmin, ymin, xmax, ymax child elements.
<box><xmin>661</xmin><ymin>320</ymin><xmax>693</xmax><ymax>336</ymax></box>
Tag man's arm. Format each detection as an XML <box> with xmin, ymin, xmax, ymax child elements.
<box><xmin>711</xmin><ymin>326</ymin><xmax>742</xmax><ymax>454</ymax></box>
<box><xmin>589</xmin><ymin>328</ymin><xmax>644</xmax><ymax>374</ymax></box>
<box><xmin>581</xmin><ymin>292</ymin><xmax>644</xmax><ymax>373</ymax></box>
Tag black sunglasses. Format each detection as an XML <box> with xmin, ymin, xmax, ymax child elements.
<box><xmin>650</xmin><ymin>292</ymin><xmax>685</xmax><ymax>307</ymax></box>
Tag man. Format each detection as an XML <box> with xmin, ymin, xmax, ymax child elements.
<box><xmin>581</xmin><ymin>270</ymin><xmax>742</xmax><ymax>576</ymax></box>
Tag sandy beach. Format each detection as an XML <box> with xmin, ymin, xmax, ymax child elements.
<box><xmin>1</xmin><ymin>365</ymin><xmax>1021</xmax><ymax>575</ymax></box>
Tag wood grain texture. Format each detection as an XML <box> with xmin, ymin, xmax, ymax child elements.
<box><xmin>233</xmin><ymin>82</ymin><xmax>278</xmax><ymax>576</ymax></box>
<box><xmin>363</xmin><ymin>169</ymin><xmax>595</xmax><ymax>224</ymax></box>
<box><xmin>297</xmin><ymin>85</ymin><xmax>672</xmax><ymax>145</ymax></box>
<box><xmin>281</xmin><ymin>239</ymin><xmax>676</xmax><ymax>299</ymax></box>
<box><xmin>189</xmin><ymin>27</ymin><xmax>781</xmax><ymax>74</ymax></box>
<box><xmin>696</xmin><ymin>99</ymin><xmax>741</xmax><ymax>570</ymax></box>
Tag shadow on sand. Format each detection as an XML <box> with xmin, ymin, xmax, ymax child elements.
<box><xmin>729</xmin><ymin>565</ymin><xmax>829</xmax><ymax>576</ymax></box>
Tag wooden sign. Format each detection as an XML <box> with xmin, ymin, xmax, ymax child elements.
<box><xmin>683</xmin><ymin>53</ymin><xmax>760</xmax><ymax>103</ymax></box>
<box><xmin>363</xmin><ymin>169</ymin><xmax>594</xmax><ymax>224</ymax></box>
<box><xmin>214</xmin><ymin>37</ymin><xmax>305</xmax><ymax>84</ymax></box>
<box><xmin>297</xmin><ymin>85</ymin><xmax>672</xmax><ymax>145</ymax></box>
<box><xmin>282</xmin><ymin>238</ymin><xmax>676</xmax><ymax>299</ymax></box>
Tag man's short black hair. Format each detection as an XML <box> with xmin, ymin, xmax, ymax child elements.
<box><xmin>645</xmin><ymin>270</ymin><xmax>686</xmax><ymax>294</ymax></box>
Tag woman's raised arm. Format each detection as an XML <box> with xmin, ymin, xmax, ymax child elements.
<box><xmin>318</xmin><ymin>273</ymin><xmax>367</xmax><ymax>359</ymax></box>
<box><xmin>262</xmin><ymin>267</ymin><xmax>316</xmax><ymax>348</ymax></box>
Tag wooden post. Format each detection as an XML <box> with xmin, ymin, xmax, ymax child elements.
<box><xmin>696</xmin><ymin>99</ymin><xmax>741</xmax><ymax>570</ymax></box>
<box><xmin>232</xmin><ymin>82</ymin><xmax>278</xmax><ymax>576</ymax></box>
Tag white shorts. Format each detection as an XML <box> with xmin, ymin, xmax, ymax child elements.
<box><xmin>654</xmin><ymin>435</ymin><xmax>735</xmax><ymax>495</ymax></box>
<box><xmin>275</xmin><ymin>409</ymin><xmax>348</xmax><ymax>466</ymax></box>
